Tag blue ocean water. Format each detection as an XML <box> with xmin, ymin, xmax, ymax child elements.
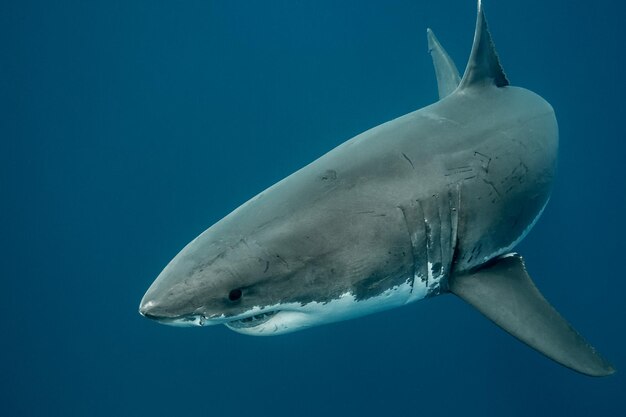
<box><xmin>2</xmin><ymin>0</ymin><xmax>625</xmax><ymax>415</ymax></box>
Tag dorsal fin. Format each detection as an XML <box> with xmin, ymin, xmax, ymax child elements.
<box><xmin>427</xmin><ymin>29</ymin><xmax>461</xmax><ymax>100</ymax></box>
<box><xmin>458</xmin><ymin>0</ymin><xmax>509</xmax><ymax>90</ymax></box>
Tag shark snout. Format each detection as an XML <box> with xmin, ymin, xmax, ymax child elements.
<box><xmin>139</xmin><ymin>295</ymin><xmax>210</xmax><ymax>327</ymax></box>
<box><xmin>138</xmin><ymin>298</ymin><xmax>160</xmax><ymax>319</ymax></box>
<box><xmin>138</xmin><ymin>282</ymin><xmax>184</xmax><ymax>320</ymax></box>
<box><xmin>139</xmin><ymin>271</ymin><xmax>192</xmax><ymax>320</ymax></box>
<box><xmin>138</xmin><ymin>296</ymin><xmax>177</xmax><ymax>322</ymax></box>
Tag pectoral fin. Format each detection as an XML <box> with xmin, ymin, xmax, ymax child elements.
<box><xmin>449</xmin><ymin>253</ymin><xmax>614</xmax><ymax>377</ymax></box>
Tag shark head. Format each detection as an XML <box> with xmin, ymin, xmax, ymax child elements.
<box><xmin>139</xmin><ymin>176</ymin><xmax>420</xmax><ymax>335</ymax></box>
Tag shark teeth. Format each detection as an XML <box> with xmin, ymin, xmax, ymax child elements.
<box><xmin>225</xmin><ymin>311</ymin><xmax>278</xmax><ymax>329</ymax></box>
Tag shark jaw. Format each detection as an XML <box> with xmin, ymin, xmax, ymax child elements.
<box><xmin>141</xmin><ymin>279</ymin><xmax>429</xmax><ymax>335</ymax></box>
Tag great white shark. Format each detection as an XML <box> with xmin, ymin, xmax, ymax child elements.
<box><xmin>139</xmin><ymin>1</ymin><xmax>614</xmax><ymax>377</ymax></box>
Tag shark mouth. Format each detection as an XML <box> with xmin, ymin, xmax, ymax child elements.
<box><xmin>141</xmin><ymin>312</ymin><xmax>209</xmax><ymax>327</ymax></box>
<box><xmin>225</xmin><ymin>310</ymin><xmax>279</xmax><ymax>329</ymax></box>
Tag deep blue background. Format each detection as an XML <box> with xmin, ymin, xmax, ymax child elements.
<box><xmin>2</xmin><ymin>1</ymin><xmax>625</xmax><ymax>416</ymax></box>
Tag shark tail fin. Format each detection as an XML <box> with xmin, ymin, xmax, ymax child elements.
<box><xmin>450</xmin><ymin>253</ymin><xmax>615</xmax><ymax>377</ymax></box>
<box><xmin>458</xmin><ymin>0</ymin><xmax>509</xmax><ymax>90</ymax></box>
<box><xmin>427</xmin><ymin>28</ymin><xmax>461</xmax><ymax>100</ymax></box>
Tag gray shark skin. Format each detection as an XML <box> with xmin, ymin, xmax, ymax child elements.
<box><xmin>140</xmin><ymin>1</ymin><xmax>614</xmax><ymax>377</ymax></box>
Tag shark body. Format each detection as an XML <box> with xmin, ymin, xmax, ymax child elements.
<box><xmin>140</xmin><ymin>1</ymin><xmax>614</xmax><ymax>377</ymax></box>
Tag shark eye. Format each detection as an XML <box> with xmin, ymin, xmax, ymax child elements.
<box><xmin>228</xmin><ymin>288</ymin><xmax>243</xmax><ymax>302</ymax></box>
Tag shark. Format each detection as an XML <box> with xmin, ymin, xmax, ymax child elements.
<box><xmin>139</xmin><ymin>1</ymin><xmax>614</xmax><ymax>377</ymax></box>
